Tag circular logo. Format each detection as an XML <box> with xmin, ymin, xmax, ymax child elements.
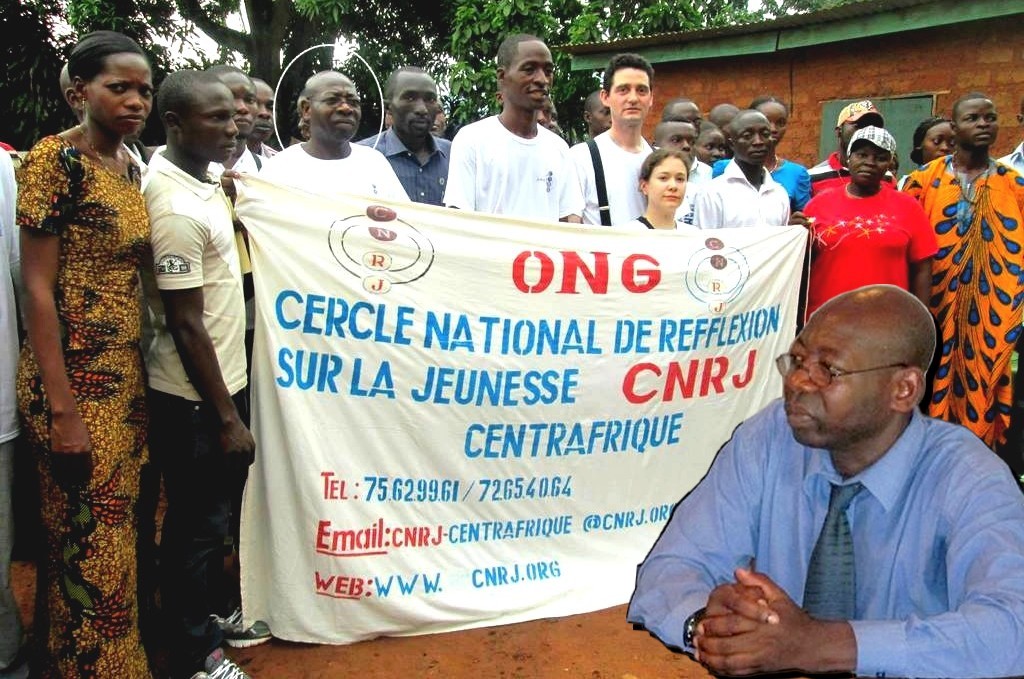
<box><xmin>684</xmin><ymin>240</ymin><xmax>750</xmax><ymax>309</ymax></box>
<box><xmin>327</xmin><ymin>212</ymin><xmax>435</xmax><ymax>294</ymax></box>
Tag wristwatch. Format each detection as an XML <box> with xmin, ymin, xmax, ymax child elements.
<box><xmin>683</xmin><ymin>606</ymin><xmax>707</xmax><ymax>648</ymax></box>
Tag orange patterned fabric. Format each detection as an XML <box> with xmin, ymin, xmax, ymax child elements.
<box><xmin>16</xmin><ymin>136</ymin><xmax>151</xmax><ymax>678</ymax></box>
<box><xmin>903</xmin><ymin>156</ymin><xmax>1024</xmax><ymax>447</ymax></box>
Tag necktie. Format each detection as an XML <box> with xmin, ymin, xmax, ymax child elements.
<box><xmin>802</xmin><ymin>482</ymin><xmax>863</xmax><ymax>620</ymax></box>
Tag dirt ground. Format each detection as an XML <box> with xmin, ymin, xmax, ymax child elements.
<box><xmin>10</xmin><ymin>559</ymin><xmax>713</xmax><ymax>679</ymax></box>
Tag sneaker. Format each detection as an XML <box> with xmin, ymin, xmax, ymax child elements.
<box><xmin>211</xmin><ymin>607</ymin><xmax>272</xmax><ymax>648</ymax></box>
<box><xmin>189</xmin><ymin>647</ymin><xmax>251</xmax><ymax>679</ymax></box>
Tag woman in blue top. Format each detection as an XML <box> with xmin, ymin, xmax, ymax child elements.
<box><xmin>712</xmin><ymin>96</ymin><xmax>811</xmax><ymax>212</ymax></box>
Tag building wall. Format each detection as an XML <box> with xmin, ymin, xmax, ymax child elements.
<box><xmin>647</xmin><ymin>16</ymin><xmax>1024</xmax><ymax>167</ymax></box>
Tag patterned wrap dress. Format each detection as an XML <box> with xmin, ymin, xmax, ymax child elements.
<box><xmin>903</xmin><ymin>156</ymin><xmax>1024</xmax><ymax>448</ymax></box>
<box><xmin>15</xmin><ymin>135</ymin><xmax>151</xmax><ymax>677</ymax></box>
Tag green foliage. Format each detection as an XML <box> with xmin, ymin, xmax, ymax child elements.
<box><xmin>447</xmin><ymin>0</ymin><xmax>854</xmax><ymax>141</ymax></box>
<box><xmin>448</xmin><ymin>0</ymin><xmax>706</xmax><ymax>141</ymax></box>
<box><xmin>0</xmin><ymin>0</ymin><xmax>75</xmax><ymax>149</ymax></box>
<box><xmin>8</xmin><ymin>0</ymin><xmax>857</xmax><ymax>149</ymax></box>
<box><xmin>0</xmin><ymin>0</ymin><xmax>211</xmax><ymax>148</ymax></box>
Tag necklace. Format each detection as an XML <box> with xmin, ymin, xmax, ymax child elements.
<box><xmin>77</xmin><ymin>124</ymin><xmax>128</xmax><ymax>177</ymax></box>
<box><xmin>950</xmin><ymin>157</ymin><xmax>992</xmax><ymax>227</ymax></box>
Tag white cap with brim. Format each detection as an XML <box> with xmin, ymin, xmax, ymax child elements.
<box><xmin>847</xmin><ymin>125</ymin><xmax>897</xmax><ymax>157</ymax></box>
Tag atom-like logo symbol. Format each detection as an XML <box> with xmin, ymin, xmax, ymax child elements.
<box><xmin>684</xmin><ymin>237</ymin><xmax>751</xmax><ymax>308</ymax></box>
<box><xmin>327</xmin><ymin>208</ymin><xmax>435</xmax><ymax>294</ymax></box>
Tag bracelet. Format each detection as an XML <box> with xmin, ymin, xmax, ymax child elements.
<box><xmin>683</xmin><ymin>606</ymin><xmax>707</xmax><ymax>648</ymax></box>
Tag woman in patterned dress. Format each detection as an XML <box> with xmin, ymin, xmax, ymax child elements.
<box><xmin>16</xmin><ymin>31</ymin><xmax>153</xmax><ymax>677</ymax></box>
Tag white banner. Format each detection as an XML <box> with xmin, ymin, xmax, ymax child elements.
<box><xmin>235</xmin><ymin>176</ymin><xmax>806</xmax><ymax>644</ymax></box>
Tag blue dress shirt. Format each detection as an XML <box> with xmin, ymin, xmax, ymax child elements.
<box><xmin>713</xmin><ymin>157</ymin><xmax>811</xmax><ymax>211</ymax></box>
<box><xmin>627</xmin><ymin>400</ymin><xmax>1024</xmax><ymax>678</ymax></box>
<box><xmin>357</xmin><ymin>129</ymin><xmax>451</xmax><ymax>206</ymax></box>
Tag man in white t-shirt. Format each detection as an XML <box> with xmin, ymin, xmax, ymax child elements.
<box><xmin>443</xmin><ymin>34</ymin><xmax>582</xmax><ymax>223</ymax></box>
<box><xmin>141</xmin><ymin>70</ymin><xmax>262</xmax><ymax>679</ymax></box>
<box><xmin>693</xmin><ymin>109</ymin><xmax>791</xmax><ymax>229</ymax></box>
<box><xmin>259</xmin><ymin>70</ymin><xmax>408</xmax><ymax>201</ymax></box>
<box><xmin>570</xmin><ymin>53</ymin><xmax>654</xmax><ymax>227</ymax></box>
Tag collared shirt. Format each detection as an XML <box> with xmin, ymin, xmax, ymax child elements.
<box><xmin>808</xmin><ymin>151</ymin><xmax>849</xmax><ymax>197</ymax></box>
<box><xmin>692</xmin><ymin>159</ymin><xmax>790</xmax><ymax>229</ymax></box>
<box><xmin>357</xmin><ymin>128</ymin><xmax>450</xmax><ymax>206</ymax></box>
<box><xmin>258</xmin><ymin>143</ymin><xmax>278</xmax><ymax>159</ymax></box>
<box><xmin>675</xmin><ymin>159</ymin><xmax>711</xmax><ymax>229</ymax></box>
<box><xmin>142</xmin><ymin>151</ymin><xmax>248</xmax><ymax>401</ymax></box>
<box><xmin>999</xmin><ymin>141</ymin><xmax>1024</xmax><ymax>175</ymax></box>
<box><xmin>627</xmin><ymin>400</ymin><xmax>1024</xmax><ymax>678</ymax></box>
<box><xmin>209</xmin><ymin>146</ymin><xmax>261</xmax><ymax>177</ymax></box>
<box><xmin>689</xmin><ymin>158</ymin><xmax>712</xmax><ymax>185</ymax></box>
<box><xmin>713</xmin><ymin>157</ymin><xmax>811</xmax><ymax>211</ymax></box>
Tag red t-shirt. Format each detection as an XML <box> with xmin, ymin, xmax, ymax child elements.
<box><xmin>804</xmin><ymin>185</ymin><xmax>937</xmax><ymax>317</ymax></box>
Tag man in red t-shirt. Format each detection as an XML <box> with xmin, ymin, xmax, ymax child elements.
<box><xmin>808</xmin><ymin>101</ymin><xmax>889</xmax><ymax>197</ymax></box>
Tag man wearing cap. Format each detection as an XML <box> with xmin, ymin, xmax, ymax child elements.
<box><xmin>803</xmin><ymin>126</ymin><xmax>935</xmax><ymax>319</ymax></box>
<box><xmin>809</xmin><ymin>100</ymin><xmax>887</xmax><ymax>197</ymax></box>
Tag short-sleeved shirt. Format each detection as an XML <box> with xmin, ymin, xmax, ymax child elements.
<box><xmin>677</xmin><ymin>158</ymin><xmax>713</xmax><ymax>228</ymax></box>
<box><xmin>693</xmin><ymin>159</ymin><xmax>790</xmax><ymax>229</ymax></box>
<box><xmin>142</xmin><ymin>151</ymin><xmax>247</xmax><ymax>401</ymax></box>
<box><xmin>443</xmin><ymin>116</ymin><xmax>583</xmax><ymax>222</ymax></box>
<box><xmin>569</xmin><ymin>132</ymin><xmax>651</xmax><ymax>226</ymax></box>
<box><xmin>357</xmin><ymin>128</ymin><xmax>451</xmax><ymax>206</ymax></box>
<box><xmin>258</xmin><ymin>143</ymin><xmax>410</xmax><ymax>201</ymax></box>
<box><xmin>804</xmin><ymin>185</ymin><xmax>937</xmax><ymax>317</ymax></box>
<box><xmin>713</xmin><ymin>157</ymin><xmax>811</xmax><ymax>211</ymax></box>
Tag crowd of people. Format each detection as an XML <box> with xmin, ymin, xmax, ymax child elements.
<box><xmin>1</xmin><ymin>25</ymin><xmax>1024</xmax><ymax>679</ymax></box>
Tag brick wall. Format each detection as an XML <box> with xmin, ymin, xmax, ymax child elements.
<box><xmin>646</xmin><ymin>17</ymin><xmax>1024</xmax><ymax>167</ymax></box>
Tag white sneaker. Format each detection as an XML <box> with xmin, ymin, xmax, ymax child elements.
<box><xmin>189</xmin><ymin>647</ymin><xmax>252</xmax><ymax>679</ymax></box>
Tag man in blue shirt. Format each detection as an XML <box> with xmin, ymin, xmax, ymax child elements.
<box><xmin>358</xmin><ymin>66</ymin><xmax>450</xmax><ymax>206</ymax></box>
<box><xmin>628</xmin><ymin>285</ymin><xmax>1024</xmax><ymax>678</ymax></box>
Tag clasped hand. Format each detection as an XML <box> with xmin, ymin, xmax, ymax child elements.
<box><xmin>693</xmin><ymin>567</ymin><xmax>853</xmax><ymax>676</ymax></box>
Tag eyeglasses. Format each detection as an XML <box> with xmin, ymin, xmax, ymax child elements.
<box><xmin>775</xmin><ymin>353</ymin><xmax>907</xmax><ymax>388</ymax></box>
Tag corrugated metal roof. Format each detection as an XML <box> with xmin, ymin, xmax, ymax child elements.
<box><xmin>560</xmin><ymin>0</ymin><xmax>945</xmax><ymax>54</ymax></box>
